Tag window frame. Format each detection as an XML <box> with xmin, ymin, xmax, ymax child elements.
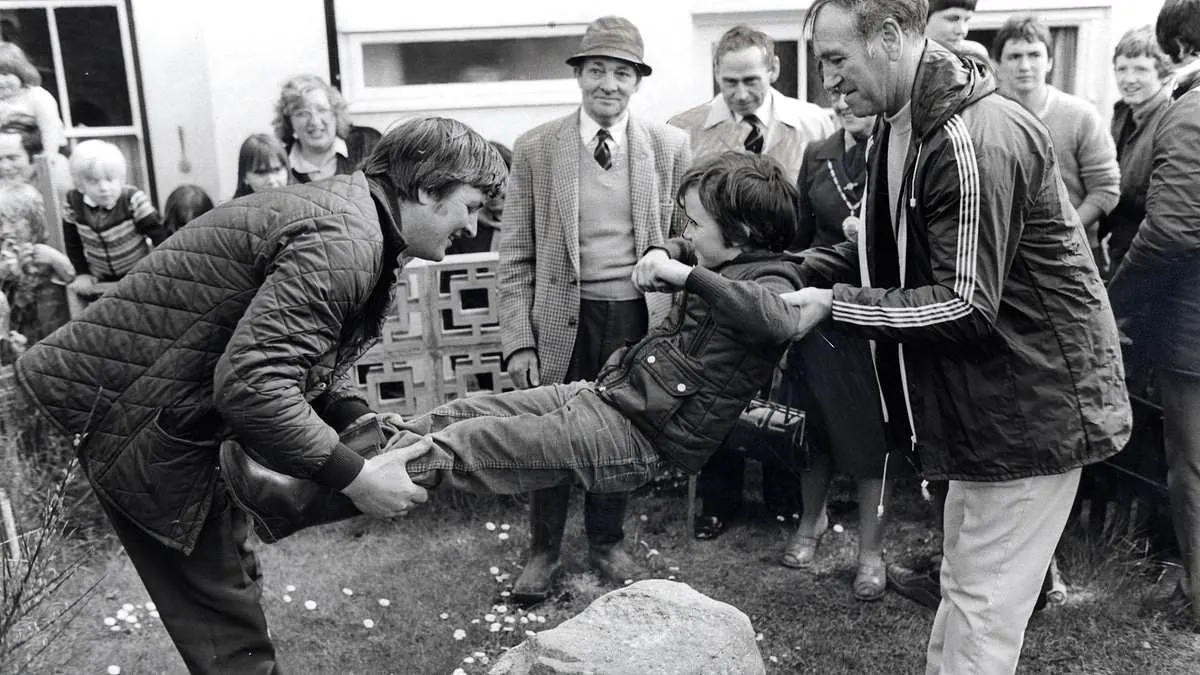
<box><xmin>0</xmin><ymin>0</ymin><xmax>151</xmax><ymax>193</ymax></box>
<box><xmin>339</xmin><ymin>22</ymin><xmax>590</xmax><ymax>115</ymax></box>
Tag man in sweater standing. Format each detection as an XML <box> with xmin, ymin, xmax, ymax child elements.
<box><xmin>992</xmin><ymin>13</ymin><xmax>1120</xmax><ymax>275</ymax></box>
<box><xmin>498</xmin><ymin>15</ymin><xmax>691</xmax><ymax>605</ymax></box>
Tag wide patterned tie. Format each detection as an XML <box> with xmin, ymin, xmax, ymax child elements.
<box><xmin>743</xmin><ymin>114</ymin><xmax>764</xmax><ymax>154</ymax></box>
<box><xmin>594</xmin><ymin>128</ymin><xmax>613</xmax><ymax>170</ymax></box>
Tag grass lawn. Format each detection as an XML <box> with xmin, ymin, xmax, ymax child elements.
<box><xmin>10</xmin><ymin>473</ymin><xmax>1200</xmax><ymax>674</ymax></box>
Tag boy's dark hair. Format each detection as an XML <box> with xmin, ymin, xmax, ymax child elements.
<box><xmin>991</xmin><ymin>14</ymin><xmax>1053</xmax><ymax>62</ymax></box>
<box><xmin>676</xmin><ymin>152</ymin><xmax>798</xmax><ymax>253</ymax></box>
<box><xmin>1157</xmin><ymin>0</ymin><xmax>1200</xmax><ymax>65</ymax></box>
<box><xmin>360</xmin><ymin>116</ymin><xmax>508</xmax><ymax>203</ymax></box>
<box><xmin>162</xmin><ymin>185</ymin><xmax>214</xmax><ymax>234</ymax></box>
<box><xmin>927</xmin><ymin>0</ymin><xmax>976</xmax><ymax>17</ymax></box>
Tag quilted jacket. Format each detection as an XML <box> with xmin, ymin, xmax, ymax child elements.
<box><xmin>498</xmin><ymin>110</ymin><xmax>691</xmax><ymax>385</ymax></box>
<box><xmin>16</xmin><ymin>173</ymin><xmax>404</xmax><ymax>553</ymax></box>
<box><xmin>595</xmin><ymin>239</ymin><xmax>805</xmax><ymax>473</ymax></box>
<box><xmin>799</xmin><ymin>41</ymin><xmax>1131</xmax><ymax>481</ymax></box>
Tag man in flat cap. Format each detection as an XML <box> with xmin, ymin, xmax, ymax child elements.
<box><xmin>498</xmin><ymin>15</ymin><xmax>691</xmax><ymax>605</ymax></box>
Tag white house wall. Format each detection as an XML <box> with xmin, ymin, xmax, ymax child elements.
<box><xmin>133</xmin><ymin>0</ymin><xmax>1164</xmax><ymax>202</ymax></box>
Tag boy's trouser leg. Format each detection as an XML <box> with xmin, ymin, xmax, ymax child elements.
<box><xmin>399</xmin><ymin>382</ymin><xmax>660</xmax><ymax>496</ymax></box>
<box><xmin>925</xmin><ymin>469</ymin><xmax>1081</xmax><ymax>675</ymax></box>
<box><xmin>1160</xmin><ymin>368</ymin><xmax>1200</xmax><ymax>622</ymax></box>
<box><xmin>101</xmin><ymin>486</ymin><xmax>280</xmax><ymax>675</ymax></box>
<box><xmin>697</xmin><ymin>449</ymin><xmax>745</xmax><ymax>520</ymax></box>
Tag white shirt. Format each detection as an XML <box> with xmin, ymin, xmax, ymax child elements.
<box><xmin>579</xmin><ymin>110</ymin><xmax>630</xmax><ymax>154</ymax></box>
<box><xmin>288</xmin><ymin>136</ymin><xmax>349</xmax><ymax>182</ymax></box>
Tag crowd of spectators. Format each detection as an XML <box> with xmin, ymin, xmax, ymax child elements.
<box><xmin>2</xmin><ymin>0</ymin><xmax>1199</xmax><ymax>671</ymax></box>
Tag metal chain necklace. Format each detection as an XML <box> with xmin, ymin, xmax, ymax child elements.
<box><xmin>825</xmin><ymin>159</ymin><xmax>864</xmax><ymax>243</ymax></box>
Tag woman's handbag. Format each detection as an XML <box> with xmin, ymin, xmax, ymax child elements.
<box><xmin>719</xmin><ymin>395</ymin><xmax>807</xmax><ymax>470</ymax></box>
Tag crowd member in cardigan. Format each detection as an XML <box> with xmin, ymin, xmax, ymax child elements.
<box><xmin>669</xmin><ymin>23</ymin><xmax>834</xmax><ymax>539</ymax></box>
<box><xmin>992</xmin><ymin>13</ymin><xmax>1120</xmax><ymax>276</ymax></box>
<box><xmin>1100</xmin><ymin>25</ymin><xmax>1173</xmax><ymax>278</ymax></box>
<box><xmin>781</xmin><ymin>93</ymin><xmax>897</xmax><ymax>602</ymax></box>
<box><xmin>498</xmin><ymin>15</ymin><xmax>690</xmax><ymax>605</ymax></box>
<box><xmin>792</xmin><ymin>1</ymin><xmax>1129</xmax><ymax>670</ymax></box>
<box><xmin>272</xmin><ymin>74</ymin><xmax>373</xmax><ymax>184</ymax></box>
<box><xmin>1108</xmin><ymin>0</ymin><xmax>1200</xmax><ymax>630</ymax></box>
<box><xmin>61</xmin><ymin>139</ymin><xmax>167</xmax><ymax>299</ymax></box>
<box><xmin>14</xmin><ymin>116</ymin><xmax>507</xmax><ymax>673</ymax></box>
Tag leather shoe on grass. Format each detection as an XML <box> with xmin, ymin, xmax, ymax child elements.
<box><xmin>854</xmin><ymin>561</ymin><xmax>887</xmax><ymax>602</ymax></box>
<box><xmin>590</xmin><ymin>546</ymin><xmax>644</xmax><ymax>586</ymax></box>
<box><xmin>693</xmin><ymin>515</ymin><xmax>727</xmax><ymax>540</ymax></box>
<box><xmin>510</xmin><ymin>552</ymin><xmax>563</xmax><ymax>606</ymax></box>
<box><xmin>886</xmin><ymin>563</ymin><xmax>941</xmax><ymax>609</ymax></box>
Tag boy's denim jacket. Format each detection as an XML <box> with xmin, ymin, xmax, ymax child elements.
<box><xmin>595</xmin><ymin>238</ymin><xmax>806</xmax><ymax>472</ymax></box>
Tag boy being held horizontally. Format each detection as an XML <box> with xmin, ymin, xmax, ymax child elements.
<box><xmin>63</xmin><ymin>139</ymin><xmax>168</xmax><ymax>298</ymax></box>
<box><xmin>225</xmin><ymin>152</ymin><xmax>811</xmax><ymax>537</ymax></box>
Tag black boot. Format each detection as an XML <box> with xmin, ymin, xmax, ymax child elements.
<box><xmin>221</xmin><ymin>416</ymin><xmax>389</xmax><ymax>543</ymax></box>
<box><xmin>585</xmin><ymin>491</ymin><xmax>643</xmax><ymax>585</ymax></box>
<box><xmin>511</xmin><ymin>486</ymin><xmax>569</xmax><ymax>606</ymax></box>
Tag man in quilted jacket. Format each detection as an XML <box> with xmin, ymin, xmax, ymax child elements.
<box><xmin>14</xmin><ymin>116</ymin><xmax>507</xmax><ymax>674</ymax></box>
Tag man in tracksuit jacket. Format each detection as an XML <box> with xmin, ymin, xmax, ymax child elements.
<box><xmin>791</xmin><ymin>2</ymin><xmax>1131</xmax><ymax>672</ymax></box>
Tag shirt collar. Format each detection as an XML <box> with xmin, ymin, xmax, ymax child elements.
<box><xmin>885</xmin><ymin>100</ymin><xmax>913</xmax><ymax>135</ymax></box>
<box><xmin>579</xmin><ymin>109</ymin><xmax>629</xmax><ymax>148</ymax></box>
<box><xmin>82</xmin><ymin>193</ymin><xmax>113</xmax><ymax>209</ymax></box>
<box><xmin>704</xmin><ymin>88</ymin><xmax>776</xmax><ymax>129</ymax></box>
<box><xmin>288</xmin><ymin>136</ymin><xmax>349</xmax><ymax>175</ymax></box>
<box><xmin>1172</xmin><ymin>57</ymin><xmax>1200</xmax><ymax>97</ymax></box>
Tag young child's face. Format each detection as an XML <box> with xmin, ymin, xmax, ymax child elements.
<box><xmin>682</xmin><ymin>187</ymin><xmax>742</xmax><ymax>269</ymax></box>
<box><xmin>927</xmin><ymin>8</ymin><xmax>974</xmax><ymax>49</ymax></box>
<box><xmin>244</xmin><ymin>158</ymin><xmax>288</xmax><ymax>193</ymax></box>
<box><xmin>80</xmin><ymin>170</ymin><xmax>122</xmax><ymax>209</ymax></box>
<box><xmin>0</xmin><ymin>133</ymin><xmax>32</xmax><ymax>184</ymax></box>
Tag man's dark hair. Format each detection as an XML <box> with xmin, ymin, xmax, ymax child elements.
<box><xmin>360</xmin><ymin>117</ymin><xmax>508</xmax><ymax>203</ymax></box>
<box><xmin>713</xmin><ymin>25</ymin><xmax>776</xmax><ymax>69</ymax></box>
<box><xmin>1156</xmin><ymin>0</ymin><xmax>1200</xmax><ymax>65</ymax></box>
<box><xmin>676</xmin><ymin>152</ymin><xmax>798</xmax><ymax>253</ymax></box>
<box><xmin>805</xmin><ymin>0</ymin><xmax>929</xmax><ymax>41</ymax></box>
<box><xmin>927</xmin><ymin>0</ymin><xmax>976</xmax><ymax>17</ymax></box>
<box><xmin>991</xmin><ymin>14</ymin><xmax>1053</xmax><ymax>62</ymax></box>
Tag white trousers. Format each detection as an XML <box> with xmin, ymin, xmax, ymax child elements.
<box><xmin>926</xmin><ymin>469</ymin><xmax>1081</xmax><ymax>675</ymax></box>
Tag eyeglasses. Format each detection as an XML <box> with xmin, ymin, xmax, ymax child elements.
<box><xmin>290</xmin><ymin>106</ymin><xmax>333</xmax><ymax>122</ymax></box>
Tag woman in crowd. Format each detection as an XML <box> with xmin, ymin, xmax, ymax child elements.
<box><xmin>272</xmin><ymin>74</ymin><xmax>359</xmax><ymax>184</ymax></box>
<box><xmin>0</xmin><ymin>42</ymin><xmax>65</xmax><ymax>160</ymax></box>
<box><xmin>0</xmin><ymin>181</ymin><xmax>72</xmax><ymax>352</ymax></box>
<box><xmin>233</xmin><ymin>133</ymin><xmax>289</xmax><ymax>198</ymax></box>
<box><xmin>1100</xmin><ymin>26</ymin><xmax>1173</xmax><ymax>278</ymax></box>
<box><xmin>780</xmin><ymin>94</ymin><xmax>896</xmax><ymax>602</ymax></box>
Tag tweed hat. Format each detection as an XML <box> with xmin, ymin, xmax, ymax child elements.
<box><xmin>566</xmin><ymin>16</ymin><xmax>652</xmax><ymax>76</ymax></box>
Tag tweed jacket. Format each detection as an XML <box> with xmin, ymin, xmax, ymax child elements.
<box><xmin>498</xmin><ymin>110</ymin><xmax>691</xmax><ymax>385</ymax></box>
<box><xmin>668</xmin><ymin>88</ymin><xmax>837</xmax><ymax>180</ymax></box>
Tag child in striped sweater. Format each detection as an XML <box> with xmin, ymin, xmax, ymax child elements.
<box><xmin>63</xmin><ymin>139</ymin><xmax>168</xmax><ymax>298</ymax></box>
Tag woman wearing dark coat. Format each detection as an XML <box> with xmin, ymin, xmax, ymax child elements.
<box><xmin>777</xmin><ymin>95</ymin><xmax>898</xmax><ymax>602</ymax></box>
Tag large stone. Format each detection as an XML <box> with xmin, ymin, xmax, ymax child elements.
<box><xmin>489</xmin><ymin>579</ymin><xmax>765</xmax><ymax>675</ymax></box>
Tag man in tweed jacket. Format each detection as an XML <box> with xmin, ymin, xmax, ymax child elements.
<box><xmin>498</xmin><ymin>15</ymin><xmax>691</xmax><ymax>605</ymax></box>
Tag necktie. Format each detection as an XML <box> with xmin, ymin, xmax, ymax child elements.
<box><xmin>743</xmin><ymin>115</ymin><xmax>764</xmax><ymax>154</ymax></box>
<box><xmin>594</xmin><ymin>128</ymin><xmax>612</xmax><ymax>170</ymax></box>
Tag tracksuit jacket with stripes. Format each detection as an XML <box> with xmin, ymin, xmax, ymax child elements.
<box><xmin>798</xmin><ymin>41</ymin><xmax>1131</xmax><ymax>481</ymax></box>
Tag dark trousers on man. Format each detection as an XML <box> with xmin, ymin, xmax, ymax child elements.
<box><xmin>101</xmin><ymin>486</ymin><xmax>280</xmax><ymax>674</ymax></box>
<box><xmin>520</xmin><ymin>298</ymin><xmax>647</xmax><ymax>593</ymax></box>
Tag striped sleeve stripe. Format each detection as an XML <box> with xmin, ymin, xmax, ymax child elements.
<box><xmin>130</xmin><ymin>189</ymin><xmax>157</xmax><ymax>221</ymax></box>
<box><xmin>832</xmin><ymin>114</ymin><xmax>981</xmax><ymax>328</ymax></box>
